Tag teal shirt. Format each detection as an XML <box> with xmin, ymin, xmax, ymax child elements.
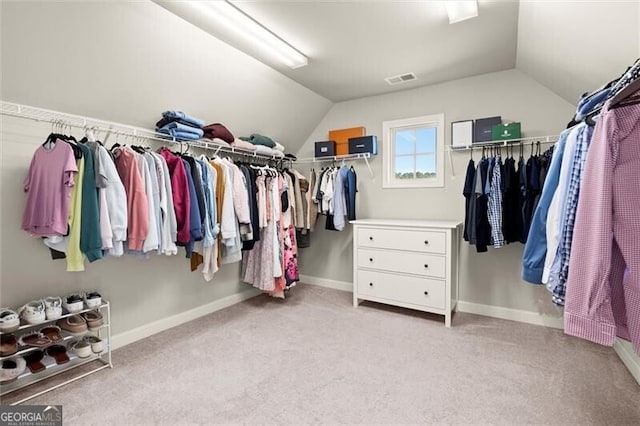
<box><xmin>77</xmin><ymin>143</ymin><xmax>103</xmax><ymax>262</ymax></box>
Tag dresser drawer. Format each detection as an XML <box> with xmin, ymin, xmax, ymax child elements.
<box><xmin>357</xmin><ymin>248</ymin><xmax>446</xmax><ymax>278</ymax></box>
<box><xmin>357</xmin><ymin>227</ymin><xmax>446</xmax><ymax>254</ymax></box>
<box><xmin>357</xmin><ymin>269</ymin><xmax>445</xmax><ymax>310</ymax></box>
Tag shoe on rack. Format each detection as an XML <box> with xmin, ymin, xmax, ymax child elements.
<box><xmin>45</xmin><ymin>345</ymin><xmax>69</xmax><ymax>365</ymax></box>
<box><xmin>83</xmin><ymin>335</ymin><xmax>103</xmax><ymax>353</ymax></box>
<box><xmin>39</xmin><ymin>326</ymin><xmax>63</xmax><ymax>343</ymax></box>
<box><xmin>19</xmin><ymin>300</ymin><xmax>46</xmax><ymax>325</ymax></box>
<box><xmin>68</xmin><ymin>340</ymin><xmax>91</xmax><ymax>358</ymax></box>
<box><xmin>0</xmin><ymin>357</ymin><xmax>26</xmax><ymax>384</ymax></box>
<box><xmin>82</xmin><ymin>311</ymin><xmax>103</xmax><ymax>331</ymax></box>
<box><xmin>18</xmin><ymin>332</ymin><xmax>52</xmax><ymax>348</ymax></box>
<box><xmin>84</xmin><ymin>291</ymin><xmax>102</xmax><ymax>309</ymax></box>
<box><xmin>63</xmin><ymin>294</ymin><xmax>84</xmax><ymax>314</ymax></box>
<box><xmin>0</xmin><ymin>334</ymin><xmax>18</xmax><ymax>356</ymax></box>
<box><xmin>44</xmin><ymin>296</ymin><xmax>63</xmax><ymax>320</ymax></box>
<box><xmin>57</xmin><ymin>315</ymin><xmax>87</xmax><ymax>336</ymax></box>
<box><xmin>0</xmin><ymin>308</ymin><xmax>20</xmax><ymax>333</ymax></box>
<box><xmin>23</xmin><ymin>350</ymin><xmax>45</xmax><ymax>373</ymax></box>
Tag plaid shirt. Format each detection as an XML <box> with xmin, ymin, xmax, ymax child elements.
<box><xmin>552</xmin><ymin>125</ymin><xmax>594</xmax><ymax>305</ymax></box>
<box><xmin>488</xmin><ymin>157</ymin><xmax>505</xmax><ymax>248</ymax></box>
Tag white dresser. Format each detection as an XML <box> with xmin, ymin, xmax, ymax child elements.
<box><xmin>351</xmin><ymin>219</ymin><xmax>462</xmax><ymax>327</ymax></box>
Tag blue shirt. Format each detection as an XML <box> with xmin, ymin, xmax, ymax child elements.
<box><xmin>521</xmin><ymin>130</ymin><xmax>569</xmax><ymax>283</ymax></box>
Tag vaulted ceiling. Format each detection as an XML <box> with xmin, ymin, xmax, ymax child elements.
<box><xmin>157</xmin><ymin>1</ymin><xmax>639</xmax><ymax>105</ymax></box>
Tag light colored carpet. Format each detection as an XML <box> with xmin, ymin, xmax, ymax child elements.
<box><xmin>10</xmin><ymin>285</ymin><xmax>640</xmax><ymax>425</ymax></box>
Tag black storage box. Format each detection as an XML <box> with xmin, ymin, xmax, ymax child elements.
<box><xmin>315</xmin><ymin>140</ymin><xmax>336</xmax><ymax>157</ymax></box>
<box><xmin>348</xmin><ymin>135</ymin><xmax>377</xmax><ymax>155</ymax></box>
<box><xmin>474</xmin><ymin>116</ymin><xmax>502</xmax><ymax>143</ymax></box>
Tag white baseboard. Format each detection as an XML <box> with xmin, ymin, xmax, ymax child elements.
<box><xmin>301</xmin><ymin>274</ymin><xmax>564</xmax><ymax>330</ymax></box>
<box><xmin>300</xmin><ymin>274</ymin><xmax>352</xmax><ymax>292</ymax></box>
<box><xmin>614</xmin><ymin>338</ymin><xmax>640</xmax><ymax>386</ymax></box>
<box><xmin>456</xmin><ymin>301</ymin><xmax>564</xmax><ymax>329</ymax></box>
<box><xmin>111</xmin><ymin>288</ymin><xmax>260</xmax><ymax>350</ymax></box>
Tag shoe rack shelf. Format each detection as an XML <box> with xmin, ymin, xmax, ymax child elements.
<box><xmin>0</xmin><ymin>301</ymin><xmax>113</xmax><ymax>405</ymax></box>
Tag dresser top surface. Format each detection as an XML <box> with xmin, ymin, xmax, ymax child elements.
<box><xmin>350</xmin><ymin>219</ymin><xmax>462</xmax><ymax>229</ymax></box>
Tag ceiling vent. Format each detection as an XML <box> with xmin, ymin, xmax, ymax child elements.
<box><xmin>385</xmin><ymin>72</ymin><xmax>417</xmax><ymax>85</ymax></box>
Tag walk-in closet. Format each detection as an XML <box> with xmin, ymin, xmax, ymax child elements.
<box><xmin>1</xmin><ymin>1</ymin><xmax>639</xmax><ymax>424</ymax></box>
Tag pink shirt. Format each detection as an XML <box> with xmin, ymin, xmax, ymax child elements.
<box><xmin>22</xmin><ymin>140</ymin><xmax>77</xmax><ymax>236</ymax></box>
<box><xmin>114</xmin><ymin>147</ymin><xmax>149</xmax><ymax>251</ymax></box>
<box><xmin>564</xmin><ymin>100</ymin><xmax>640</xmax><ymax>354</ymax></box>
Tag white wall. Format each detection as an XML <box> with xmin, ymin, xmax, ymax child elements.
<box><xmin>296</xmin><ymin>69</ymin><xmax>575</xmax><ymax>316</ymax></box>
<box><xmin>0</xmin><ymin>1</ymin><xmax>331</xmax><ymax>337</ymax></box>
<box><xmin>517</xmin><ymin>1</ymin><xmax>639</xmax><ymax>105</ymax></box>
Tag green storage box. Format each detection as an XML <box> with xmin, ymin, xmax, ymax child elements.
<box><xmin>491</xmin><ymin>123</ymin><xmax>521</xmax><ymax>141</ymax></box>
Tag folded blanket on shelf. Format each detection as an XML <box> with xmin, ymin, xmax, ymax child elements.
<box><xmin>253</xmin><ymin>145</ymin><xmax>277</xmax><ymax>156</ymax></box>
<box><xmin>203</xmin><ymin>123</ymin><xmax>234</xmax><ymax>143</ymax></box>
<box><xmin>161</xmin><ymin>110</ymin><xmax>205</xmax><ymax>128</ymax></box>
<box><xmin>240</xmin><ymin>134</ymin><xmax>276</xmax><ymax>148</ymax></box>
<box><xmin>155</xmin><ymin>116</ymin><xmax>197</xmax><ymax>129</ymax></box>
<box><xmin>230</xmin><ymin>138</ymin><xmax>257</xmax><ymax>151</ymax></box>
<box><xmin>157</xmin><ymin>128</ymin><xmax>202</xmax><ymax>141</ymax></box>
<box><xmin>158</xmin><ymin>122</ymin><xmax>204</xmax><ymax>138</ymax></box>
<box><xmin>273</xmin><ymin>141</ymin><xmax>285</xmax><ymax>152</ymax></box>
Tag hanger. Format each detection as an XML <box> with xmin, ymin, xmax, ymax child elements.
<box><xmin>609</xmin><ymin>75</ymin><xmax>640</xmax><ymax>109</ymax></box>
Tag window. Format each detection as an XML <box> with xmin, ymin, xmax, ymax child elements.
<box><xmin>382</xmin><ymin>114</ymin><xmax>445</xmax><ymax>188</ymax></box>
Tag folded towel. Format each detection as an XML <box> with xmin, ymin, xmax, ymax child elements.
<box><xmin>203</xmin><ymin>123</ymin><xmax>234</xmax><ymax>144</ymax></box>
<box><xmin>162</xmin><ymin>110</ymin><xmax>205</xmax><ymax>128</ymax></box>
<box><xmin>158</xmin><ymin>122</ymin><xmax>204</xmax><ymax>137</ymax></box>
<box><xmin>273</xmin><ymin>141</ymin><xmax>285</xmax><ymax>152</ymax></box>
<box><xmin>231</xmin><ymin>138</ymin><xmax>257</xmax><ymax>151</ymax></box>
<box><xmin>253</xmin><ymin>145</ymin><xmax>277</xmax><ymax>156</ymax></box>
<box><xmin>156</xmin><ymin>116</ymin><xmax>197</xmax><ymax>129</ymax></box>
<box><xmin>157</xmin><ymin>128</ymin><xmax>203</xmax><ymax>141</ymax></box>
<box><xmin>240</xmin><ymin>134</ymin><xmax>276</xmax><ymax>148</ymax></box>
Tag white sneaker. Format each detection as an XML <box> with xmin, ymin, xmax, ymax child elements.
<box><xmin>20</xmin><ymin>301</ymin><xmax>46</xmax><ymax>325</ymax></box>
<box><xmin>0</xmin><ymin>308</ymin><xmax>20</xmax><ymax>332</ymax></box>
<box><xmin>44</xmin><ymin>297</ymin><xmax>63</xmax><ymax>320</ymax></box>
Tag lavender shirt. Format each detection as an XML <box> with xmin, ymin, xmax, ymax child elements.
<box><xmin>22</xmin><ymin>140</ymin><xmax>77</xmax><ymax>236</ymax></box>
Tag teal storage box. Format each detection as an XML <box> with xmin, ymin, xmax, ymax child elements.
<box><xmin>491</xmin><ymin>123</ymin><xmax>521</xmax><ymax>141</ymax></box>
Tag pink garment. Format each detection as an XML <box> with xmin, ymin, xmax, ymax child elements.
<box><xmin>22</xmin><ymin>140</ymin><xmax>77</xmax><ymax>236</ymax></box>
<box><xmin>159</xmin><ymin>148</ymin><xmax>191</xmax><ymax>244</ymax></box>
<box><xmin>564</xmin><ymin>100</ymin><xmax>640</xmax><ymax>354</ymax></box>
<box><xmin>114</xmin><ymin>148</ymin><xmax>149</xmax><ymax>251</ymax></box>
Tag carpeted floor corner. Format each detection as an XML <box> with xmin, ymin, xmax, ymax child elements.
<box><xmin>11</xmin><ymin>284</ymin><xmax>640</xmax><ymax>425</ymax></box>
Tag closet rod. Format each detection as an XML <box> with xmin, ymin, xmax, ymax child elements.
<box><xmin>295</xmin><ymin>153</ymin><xmax>374</xmax><ymax>179</ymax></box>
<box><xmin>0</xmin><ymin>101</ymin><xmax>290</xmax><ymax>163</ymax></box>
<box><xmin>447</xmin><ymin>134</ymin><xmax>559</xmax><ymax>152</ymax></box>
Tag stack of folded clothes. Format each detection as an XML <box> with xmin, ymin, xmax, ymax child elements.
<box><xmin>239</xmin><ymin>133</ymin><xmax>286</xmax><ymax>157</ymax></box>
<box><xmin>156</xmin><ymin>111</ymin><xmax>204</xmax><ymax>140</ymax></box>
<box><xmin>202</xmin><ymin>123</ymin><xmax>234</xmax><ymax>144</ymax></box>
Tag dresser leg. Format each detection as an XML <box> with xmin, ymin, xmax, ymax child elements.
<box><xmin>353</xmin><ymin>297</ymin><xmax>359</xmax><ymax>308</ymax></box>
<box><xmin>445</xmin><ymin>313</ymin><xmax>452</xmax><ymax>328</ymax></box>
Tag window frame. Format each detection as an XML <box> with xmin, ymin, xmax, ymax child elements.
<box><xmin>382</xmin><ymin>113</ymin><xmax>445</xmax><ymax>188</ymax></box>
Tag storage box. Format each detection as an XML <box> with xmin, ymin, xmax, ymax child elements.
<box><xmin>491</xmin><ymin>122</ymin><xmax>521</xmax><ymax>141</ymax></box>
<box><xmin>329</xmin><ymin>126</ymin><xmax>365</xmax><ymax>156</ymax></box>
<box><xmin>314</xmin><ymin>140</ymin><xmax>336</xmax><ymax>157</ymax></box>
<box><xmin>451</xmin><ymin>120</ymin><xmax>474</xmax><ymax>148</ymax></box>
<box><xmin>473</xmin><ymin>116</ymin><xmax>502</xmax><ymax>142</ymax></box>
<box><xmin>348</xmin><ymin>135</ymin><xmax>377</xmax><ymax>155</ymax></box>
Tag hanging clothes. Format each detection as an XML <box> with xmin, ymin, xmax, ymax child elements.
<box><xmin>564</xmin><ymin>100</ymin><xmax>640</xmax><ymax>354</ymax></box>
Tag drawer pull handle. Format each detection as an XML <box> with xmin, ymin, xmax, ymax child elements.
<box><xmin>424</xmin><ymin>291</ymin><xmax>429</xmax><ymax>295</ymax></box>
<box><xmin>424</xmin><ymin>240</ymin><xmax>429</xmax><ymax>245</ymax></box>
<box><xmin>424</xmin><ymin>264</ymin><xmax>429</xmax><ymax>268</ymax></box>
<box><xmin>369</xmin><ymin>258</ymin><xmax>373</xmax><ymax>262</ymax></box>
<box><xmin>369</xmin><ymin>236</ymin><xmax>373</xmax><ymax>241</ymax></box>
<box><xmin>369</xmin><ymin>282</ymin><xmax>373</xmax><ymax>287</ymax></box>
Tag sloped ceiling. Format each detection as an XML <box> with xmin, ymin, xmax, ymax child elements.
<box><xmin>517</xmin><ymin>1</ymin><xmax>640</xmax><ymax>106</ymax></box>
<box><xmin>156</xmin><ymin>0</ymin><xmax>519</xmax><ymax>102</ymax></box>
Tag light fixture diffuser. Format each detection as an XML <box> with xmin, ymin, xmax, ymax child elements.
<box><xmin>445</xmin><ymin>1</ymin><xmax>479</xmax><ymax>24</ymax></box>
<box><xmin>190</xmin><ymin>0</ymin><xmax>308</xmax><ymax>69</ymax></box>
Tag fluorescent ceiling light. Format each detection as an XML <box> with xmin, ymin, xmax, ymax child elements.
<box><xmin>445</xmin><ymin>1</ymin><xmax>479</xmax><ymax>24</ymax></box>
<box><xmin>190</xmin><ymin>0</ymin><xmax>308</xmax><ymax>69</ymax></box>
